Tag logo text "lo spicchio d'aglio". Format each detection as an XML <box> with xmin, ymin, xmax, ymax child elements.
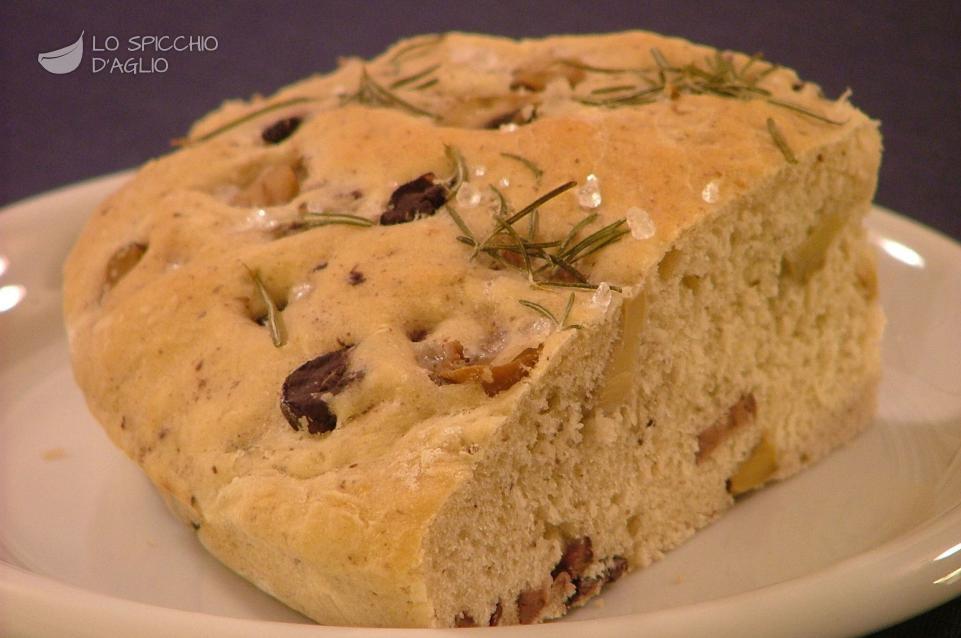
<box><xmin>91</xmin><ymin>35</ymin><xmax>218</xmax><ymax>74</ymax></box>
<box><xmin>38</xmin><ymin>32</ymin><xmax>219</xmax><ymax>75</ymax></box>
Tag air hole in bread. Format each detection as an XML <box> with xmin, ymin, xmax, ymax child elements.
<box><xmin>510</xmin><ymin>58</ymin><xmax>586</xmax><ymax>92</ymax></box>
<box><xmin>681</xmin><ymin>274</ymin><xmax>702</xmax><ymax>292</ymax></box>
<box><xmin>780</xmin><ymin>211</ymin><xmax>847</xmax><ymax>283</ymax></box>
<box><xmin>657</xmin><ymin>247</ymin><xmax>684</xmax><ymax>281</ymax></box>
<box><xmin>406</xmin><ymin>327</ymin><xmax>429</xmax><ymax>342</ymax></box>
<box><xmin>443</xmin><ymin>95</ymin><xmax>535</xmax><ymax>129</ymax></box>
<box><xmin>103</xmin><ymin>241</ymin><xmax>147</xmax><ymax>294</ymax></box>
<box><xmin>230</xmin><ymin>158</ymin><xmax>305</xmax><ymax>208</ymax></box>
<box><xmin>244</xmin><ymin>274</ymin><xmax>289</xmax><ymax>325</ymax></box>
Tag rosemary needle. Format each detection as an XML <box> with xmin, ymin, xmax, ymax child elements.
<box><xmin>519</xmin><ymin>293</ymin><xmax>582</xmax><ymax>330</ymax></box>
<box><xmin>499</xmin><ymin>152</ymin><xmax>544</xmax><ymax>185</ymax></box>
<box><xmin>767</xmin><ymin>117</ymin><xmax>798</xmax><ymax>164</ymax></box>
<box><xmin>390</xmin><ymin>63</ymin><xmax>441</xmax><ymax>90</ymax></box>
<box><xmin>343</xmin><ymin>68</ymin><xmax>439</xmax><ymax>120</ymax></box>
<box><xmin>243</xmin><ymin>264</ymin><xmax>287</xmax><ymax>347</ymax></box>
<box><xmin>302</xmin><ymin>211</ymin><xmax>375</xmax><ymax>227</ymax></box>
<box><xmin>445</xmin><ymin>144</ymin><xmax>469</xmax><ymax>194</ymax></box>
<box><xmin>178</xmin><ymin>96</ymin><xmax>316</xmax><ymax>145</ymax></box>
<box><xmin>444</xmin><ymin>205</ymin><xmax>475</xmax><ymax>242</ymax></box>
<box><xmin>389</xmin><ymin>34</ymin><xmax>443</xmax><ymax>66</ymax></box>
<box><xmin>518</xmin><ymin>299</ymin><xmax>559</xmax><ymax>326</ymax></box>
<box><xmin>560</xmin><ymin>292</ymin><xmax>575</xmax><ymax>326</ymax></box>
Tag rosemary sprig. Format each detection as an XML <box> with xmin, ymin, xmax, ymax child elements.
<box><xmin>766</xmin><ymin>117</ymin><xmax>798</xmax><ymax>164</ymax></box>
<box><xmin>439</xmin><ymin>146</ymin><xmax>625</xmax><ymax>294</ymax></box>
<box><xmin>558</xmin><ymin>219</ymin><xmax>629</xmax><ymax>264</ymax></box>
<box><xmin>177</xmin><ymin>96</ymin><xmax>315</xmax><ymax>146</ymax></box>
<box><xmin>303</xmin><ymin>211</ymin><xmax>375</xmax><ymax>227</ymax></box>
<box><xmin>463</xmin><ymin>180</ymin><xmax>627</xmax><ymax>291</ymax></box>
<box><xmin>342</xmin><ymin>68</ymin><xmax>439</xmax><ymax>120</ymax></box>
<box><xmin>499</xmin><ymin>152</ymin><xmax>544</xmax><ymax>185</ymax></box>
<box><xmin>390</xmin><ymin>63</ymin><xmax>440</xmax><ymax>90</ymax></box>
<box><xmin>472</xmin><ymin>181</ymin><xmax>576</xmax><ymax>261</ymax></box>
<box><xmin>576</xmin><ymin>48</ymin><xmax>845</xmax><ymax>128</ymax></box>
<box><xmin>243</xmin><ymin>264</ymin><xmax>287</xmax><ymax>347</ymax></box>
<box><xmin>561</xmin><ymin>213</ymin><xmax>599</xmax><ymax>252</ymax></box>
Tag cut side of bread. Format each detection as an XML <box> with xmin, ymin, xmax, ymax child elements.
<box><xmin>63</xmin><ymin>31</ymin><xmax>882</xmax><ymax>627</ymax></box>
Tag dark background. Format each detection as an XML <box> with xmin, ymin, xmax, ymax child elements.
<box><xmin>1</xmin><ymin>2</ymin><xmax>959</xmax><ymax>636</ymax></box>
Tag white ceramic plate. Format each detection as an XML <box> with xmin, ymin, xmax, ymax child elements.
<box><xmin>1</xmin><ymin>173</ymin><xmax>959</xmax><ymax>638</ymax></box>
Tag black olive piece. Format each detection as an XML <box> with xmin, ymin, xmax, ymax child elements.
<box><xmin>379</xmin><ymin>173</ymin><xmax>448</xmax><ymax>225</ymax></box>
<box><xmin>261</xmin><ymin>117</ymin><xmax>302</xmax><ymax>144</ymax></box>
<box><xmin>280</xmin><ymin>346</ymin><xmax>360</xmax><ymax>434</ymax></box>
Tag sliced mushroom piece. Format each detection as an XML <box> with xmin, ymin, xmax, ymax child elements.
<box><xmin>488</xmin><ymin>601</ymin><xmax>503</xmax><ymax>626</ymax></box>
<box><xmin>552</xmin><ymin>536</ymin><xmax>593</xmax><ymax>579</ymax></box>
<box><xmin>436</xmin><ymin>345</ymin><xmax>543</xmax><ymax>397</ymax></box>
<box><xmin>696</xmin><ymin>393</ymin><xmax>757</xmax><ymax>463</ymax></box>
<box><xmin>516</xmin><ymin>585</ymin><xmax>548</xmax><ymax>624</ymax></box>
<box><xmin>453</xmin><ymin>612</ymin><xmax>476</xmax><ymax>627</ymax></box>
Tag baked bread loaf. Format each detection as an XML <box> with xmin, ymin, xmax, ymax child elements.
<box><xmin>63</xmin><ymin>31</ymin><xmax>883</xmax><ymax>627</ymax></box>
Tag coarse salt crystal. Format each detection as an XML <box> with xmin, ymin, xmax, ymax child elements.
<box><xmin>626</xmin><ymin>207</ymin><xmax>655</xmax><ymax>240</ymax></box>
<box><xmin>499</xmin><ymin>176</ymin><xmax>511</xmax><ymax>188</ymax></box>
<box><xmin>531</xmin><ymin>317</ymin><xmax>553</xmax><ymax>337</ymax></box>
<box><xmin>577</xmin><ymin>174</ymin><xmax>602</xmax><ymax>209</ymax></box>
<box><xmin>455</xmin><ymin>182</ymin><xmax>483</xmax><ymax>207</ymax></box>
<box><xmin>591</xmin><ymin>282</ymin><xmax>613</xmax><ymax>309</ymax></box>
<box><xmin>245</xmin><ymin>207</ymin><xmax>277</xmax><ymax>230</ymax></box>
<box><xmin>702</xmin><ymin>180</ymin><xmax>720</xmax><ymax>204</ymax></box>
<box><xmin>473</xmin><ymin>165</ymin><xmax>487</xmax><ymax>177</ymax></box>
<box><xmin>289</xmin><ymin>282</ymin><xmax>313</xmax><ymax>302</ymax></box>
<box><xmin>499</xmin><ymin>123</ymin><xmax>519</xmax><ymax>133</ymax></box>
